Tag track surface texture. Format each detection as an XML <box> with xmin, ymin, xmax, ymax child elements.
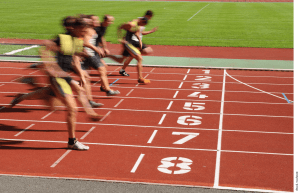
<box><xmin>0</xmin><ymin>61</ymin><xmax>294</xmax><ymax>192</ymax></box>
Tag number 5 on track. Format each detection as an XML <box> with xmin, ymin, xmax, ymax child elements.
<box><xmin>172</xmin><ymin>132</ymin><xmax>199</xmax><ymax>144</ymax></box>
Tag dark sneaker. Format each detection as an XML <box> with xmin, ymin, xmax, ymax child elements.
<box><xmin>106</xmin><ymin>90</ymin><xmax>120</xmax><ymax>96</ymax></box>
<box><xmin>89</xmin><ymin>100</ymin><xmax>104</xmax><ymax>108</ymax></box>
<box><xmin>100</xmin><ymin>86</ymin><xmax>107</xmax><ymax>92</ymax></box>
<box><xmin>119</xmin><ymin>70</ymin><xmax>130</xmax><ymax>76</ymax></box>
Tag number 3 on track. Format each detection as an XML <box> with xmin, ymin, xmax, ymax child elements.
<box><xmin>158</xmin><ymin>157</ymin><xmax>192</xmax><ymax>174</ymax></box>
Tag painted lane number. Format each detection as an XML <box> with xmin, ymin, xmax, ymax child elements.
<box><xmin>177</xmin><ymin>115</ymin><xmax>202</xmax><ymax>126</ymax></box>
<box><xmin>158</xmin><ymin>157</ymin><xmax>193</xmax><ymax>174</ymax></box>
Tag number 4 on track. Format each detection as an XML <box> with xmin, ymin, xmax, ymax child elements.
<box><xmin>172</xmin><ymin>132</ymin><xmax>199</xmax><ymax>144</ymax></box>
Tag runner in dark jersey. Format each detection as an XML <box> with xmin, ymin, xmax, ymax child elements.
<box><xmin>120</xmin><ymin>10</ymin><xmax>158</xmax><ymax>76</ymax></box>
<box><xmin>80</xmin><ymin>14</ymin><xmax>120</xmax><ymax>96</ymax></box>
<box><xmin>108</xmin><ymin>17</ymin><xmax>150</xmax><ymax>84</ymax></box>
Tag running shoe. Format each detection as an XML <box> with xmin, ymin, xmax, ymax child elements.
<box><xmin>68</xmin><ymin>141</ymin><xmax>89</xmax><ymax>150</ymax></box>
<box><xmin>100</xmin><ymin>86</ymin><xmax>107</xmax><ymax>92</ymax></box>
<box><xmin>89</xmin><ymin>100</ymin><xmax>104</xmax><ymax>108</ymax></box>
<box><xmin>119</xmin><ymin>70</ymin><xmax>130</xmax><ymax>76</ymax></box>
<box><xmin>138</xmin><ymin>78</ymin><xmax>151</xmax><ymax>84</ymax></box>
<box><xmin>106</xmin><ymin>90</ymin><xmax>120</xmax><ymax>96</ymax></box>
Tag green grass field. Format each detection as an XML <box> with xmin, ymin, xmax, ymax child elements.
<box><xmin>0</xmin><ymin>0</ymin><xmax>293</xmax><ymax>48</ymax></box>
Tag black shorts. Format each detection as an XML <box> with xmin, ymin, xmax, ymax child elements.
<box><xmin>122</xmin><ymin>42</ymin><xmax>142</xmax><ymax>57</ymax></box>
<box><xmin>81</xmin><ymin>55</ymin><xmax>104</xmax><ymax>70</ymax></box>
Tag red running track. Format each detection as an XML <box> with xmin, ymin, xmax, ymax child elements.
<box><xmin>0</xmin><ymin>62</ymin><xmax>294</xmax><ymax>192</ymax></box>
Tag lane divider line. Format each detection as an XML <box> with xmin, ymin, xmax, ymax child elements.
<box><xmin>183</xmin><ymin>75</ymin><xmax>187</xmax><ymax>80</ymax></box>
<box><xmin>131</xmin><ymin>153</ymin><xmax>145</xmax><ymax>173</ymax></box>
<box><xmin>14</xmin><ymin>124</ymin><xmax>35</xmax><ymax>137</ymax></box>
<box><xmin>158</xmin><ymin>114</ymin><xmax>166</xmax><ymax>125</ymax></box>
<box><xmin>147</xmin><ymin>130</ymin><xmax>158</xmax><ymax>144</ymax></box>
<box><xmin>80</xmin><ymin>126</ymin><xmax>96</xmax><ymax>140</ymax></box>
<box><xmin>166</xmin><ymin>101</ymin><xmax>173</xmax><ymax>110</ymax></box>
<box><xmin>150</xmin><ymin>68</ymin><xmax>155</xmax><ymax>72</ymax></box>
<box><xmin>173</xmin><ymin>91</ymin><xmax>179</xmax><ymax>98</ymax></box>
<box><xmin>282</xmin><ymin>93</ymin><xmax>291</xmax><ymax>103</ymax></box>
<box><xmin>109</xmin><ymin>79</ymin><xmax>119</xmax><ymax>86</ymax></box>
<box><xmin>50</xmin><ymin>150</ymin><xmax>72</xmax><ymax>168</ymax></box>
<box><xmin>187</xmin><ymin>69</ymin><xmax>190</xmax><ymax>73</ymax></box>
<box><xmin>126</xmin><ymin>89</ymin><xmax>134</xmax><ymax>96</ymax></box>
<box><xmin>178</xmin><ymin>82</ymin><xmax>183</xmax><ymax>88</ymax></box>
<box><xmin>100</xmin><ymin>111</ymin><xmax>112</xmax><ymax>122</ymax></box>
<box><xmin>114</xmin><ymin>99</ymin><xmax>124</xmax><ymax>108</ymax></box>
<box><xmin>214</xmin><ymin>69</ymin><xmax>227</xmax><ymax>188</ymax></box>
<box><xmin>4</xmin><ymin>45</ymin><xmax>39</xmax><ymax>55</ymax></box>
<box><xmin>41</xmin><ymin>110</ymin><xmax>55</xmax><ymax>120</ymax></box>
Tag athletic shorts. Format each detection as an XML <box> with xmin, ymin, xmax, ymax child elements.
<box><xmin>122</xmin><ymin>42</ymin><xmax>142</xmax><ymax>57</ymax></box>
<box><xmin>131</xmin><ymin>41</ymin><xmax>147</xmax><ymax>50</ymax></box>
<box><xmin>50</xmin><ymin>77</ymin><xmax>73</xmax><ymax>97</ymax></box>
<box><xmin>81</xmin><ymin>54</ymin><xmax>104</xmax><ymax>70</ymax></box>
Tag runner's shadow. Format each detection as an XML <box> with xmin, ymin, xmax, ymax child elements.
<box><xmin>0</xmin><ymin>124</ymin><xmax>88</xmax><ymax>133</ymax></box>
<box><xmin>0</xmin><ymin>140</ymin><xmax>66</xmax><ymax>150</ymax></box>
<box><xmin>0</xmin><ymin>107</ymin><xmax>47</xmax><ymax>113</ymax></box>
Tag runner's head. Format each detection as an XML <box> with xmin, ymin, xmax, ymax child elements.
<box><xmin>72</xmin><ymin>17</ymin><xmax>88</xmax><ymax>38</ymax></box>
<box><xmin>144</xmin><ymin>10</ymin><xmax>153</xmax><ymax>20</ymax></box>
<box><xmin>138</xmin><ymin>17</ymin><xmax>148</xmax><ymax>26</ymax></box>
<box><xmin>102</xmin><ymin>15</ymin><xmax>115</xmax><ymax>27</ymax></box>
<box><xmin>85</xmin><ymin>14</ymin><xmax>100</xmax><ymax>27</ymax></box>
<box><xmin>62</xmin><ymin>16</ymin><xmax>77</xmax><ymax>33</ymax></box>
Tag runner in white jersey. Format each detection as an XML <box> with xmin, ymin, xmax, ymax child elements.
<box><xmin>118</xmin><ymin>10</ymin><xmax>158</xmax><ymax>76</ymax></box>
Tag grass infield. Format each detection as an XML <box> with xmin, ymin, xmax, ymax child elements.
<box><xmin>0</xmin><ymin>0</ymin><xmax>293</xmax><ymax>48</ymax></box>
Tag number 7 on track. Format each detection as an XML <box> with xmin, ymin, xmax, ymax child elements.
<box><xmin>172</xmin><ymin>132</ymin><xmax>199</xmax><ymax>144</ymax></box>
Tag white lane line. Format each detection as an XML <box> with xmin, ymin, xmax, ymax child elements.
<box><xmin>4</xmin><ymin>45</ymin><xmax>39</xmax><ymax>55</ymax></box>
<box><xmin>226</xmin><ymin>72</ymin><xmax>293</xmax><ymax>102</ymax></box>
<box><xmin>1</xmin><ymin>138</ymin><xmax>293</xmax><ymax>156</ymax></box>
<box><xmin>214</xmin><ymin>69</ymin><xmax>227</xmax><ymax>188</ymax></box>
<box><xmin>187</xmin><ymin>4</ymin><xmax>210</xmax><ymax>21</ymax></box>
<box><xmin>183</xmin><ymin>75</ymin><xmax>187</xmax><ymax>80</ymax></box>
<box><xmin>80</xmin><ymin>126</ymin><xmax>96</xmax><ymax>140</ymax></box>
<box><xmin>100</xmin><ymin>111</ymin><xmax>112</xmax><ymax>122</ymax></box>
<box><xmin>150</xmin><ymin>68</ymin><xmax>155</xmax><ymax>72</ymax></box>
<box><xmin>158</xmin><ymin>114</ymin><xmax>167</xmax><ymax>125</ymax></box>
<box><xmin>147</xmin><ymin>130</ymin><xmax>158</xmax><ymax>144</ymax></box>
<box><xmin>0</xmin><ymin>119</ymin><xmax>293</xmax><ymax>134</ymax></box>
<box><xmin>131</xmin><ymin>153</ymin><xmax>145</xmax><ymax>173</ymax></box>
<box><xmin>126</xmin><ymin>89</ymin><xmax>134</xmax><ymax>96</ymax></box>
<box><xmin>187</xmin><ymin>69</ymin><xmax>190</xmax><ymax>73</ymax></box>
<box><xmin>29</xmin><ymin>70</ymin><xmax>39</xmax><ymax>75</ymax></box>
<box><xmin>0</xmin><ymin>84</ymin><xmax>4</xmax><ymax>87</ymax></box>
<box><xmin>50</xmin><ymin>150</ymin><xmax>72</xmax><ymax>168</ymax></box>
<box><xmin>41</xmin><ymin>110</ymin><xmax>55</xmax><ymax>120</ymax></box>
<box><xmin>0</xmin><ymin>102</ymin><xmax>293</xmax><ymax>118</ymax></box>
<box><xmin>114</xmin><ymin>99</ymin><xmax>124</xmax><ymax>108</ymax></box>
<box><xmin>173</xmin><ymin>91</ymin><xmax>179</xmax><ymax>98</ymax></box>
<box><xmin>178</xmin><ymin>82</ymin><xmax>183</xmax><ymax>88</ymax></box>
<box><xmin>166</xmin><ymin>101</ymin><xmax>173</xmax><ymax>110</ymax></box>
<box><xmin>14</xmin><ymin>124</ymin><xmax>35</xmax><ymax>137</ymax></box>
